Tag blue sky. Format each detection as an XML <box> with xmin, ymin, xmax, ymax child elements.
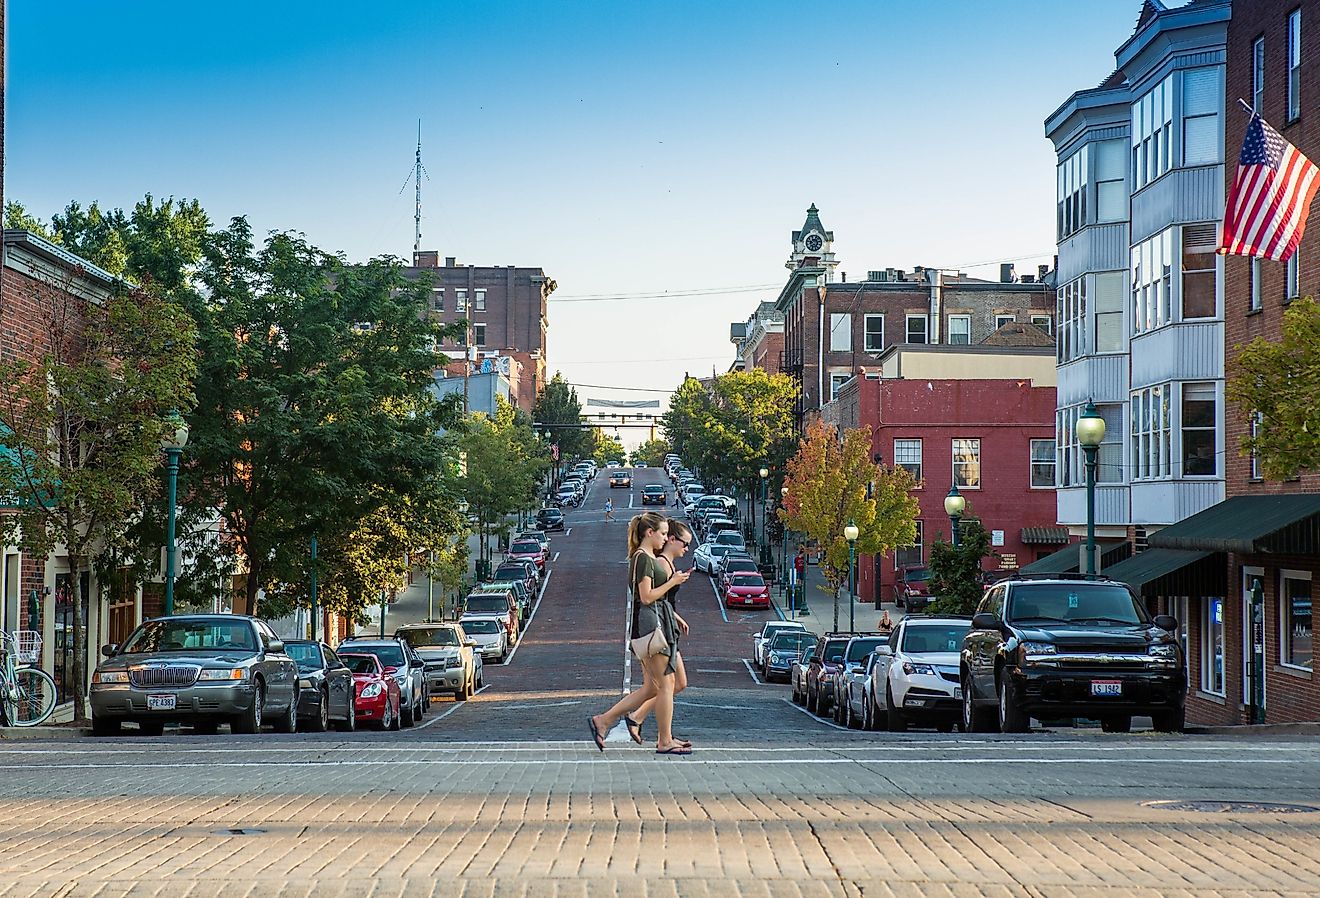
<box><xmin>8</xmin><ymin>1</ymin><xmax>1146</xmax><ymax>401</ymax></box>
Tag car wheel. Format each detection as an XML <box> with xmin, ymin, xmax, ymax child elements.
<box><xmin>272</xmin><ymin>685</ymin><xmax>299</xmax><ymax>734</ymax></box>
<box><xmin>400</xmin><ymin>691</ymin><xmax>416</xmax><ymax>727</ymax></box>
<box><xmin>306</xmin><ymin>689</ymin><xmax>329</xmax><ymax>733</ymax></box>
<box><xmin>1100</xmin><ymin>715</ymin><xmax>1132</xmax><ymax>734</ymax></box>
<box><xmin>997</xmin><ymin>671</ymin><xmax>1030</xmax><ymax>734</ymax></box>
<box><xmin>844</xmin><ymin>696</ymin><xmax>857</xmax><ymax>729</ymax></box>
<box><xmin>962</xmin><ymin>672</ymin><xmax>995</xmax><ymax>734</ymax></box>
<box><xmin>92</xmin><ymin>716</ymin><xmax>122</xmax><ymax>737</ymax></box>
<box><xmin>1151</xmin><ymin>707</ymin><xmax>1185</xmax><ymax>734</ymax></box>
<box><xmin>886</xmin><ymin>684</ymin><xmax>908</xmax><ymax>732</ymax></box>
<box><xmin>388</xmin><ymin>698</ymin><xmax>402</xmax><ymax>731</ymax></box>
<box><xmin>334</xmin><ymin>698</ymin><xmax>356</xmax><ymax>733</ymax></box>
<box><xmin>935</xmin><ymin>719</ymin><xmax>956</xmax><ymax>733</ymax></box>
<box><xmin>137</xmin><ymin>720</ymin><xmax>165</xmax><ymax>737</ymax></box>
<box><xmin>232</xmin><ymin>682</ymin><xmax>265</xmax><ymax>734</ymax></box>
<box><xmin>192</xmin><ymin>720</ymin><xmax>219</xmax><ymax>735</ymax></box>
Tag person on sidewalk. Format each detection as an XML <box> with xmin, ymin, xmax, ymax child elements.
<box><xmin>624</xmin><ymin>519</ymin><xmax>693</xmax><ymax>747</ymax></box>
<box><xmin>877</xmin><ymin>609</ymin><xmax>894</xmax><ymax>635</ymax></box>
<box><xmin>587</xmin><ymin>512</ymin><xmax>691</xmax><ymax>755</ymax></box>
<box><xmin>604</xmin><ymin>498</ymin><xmax>614</xmax><ymax>522</ymax></box>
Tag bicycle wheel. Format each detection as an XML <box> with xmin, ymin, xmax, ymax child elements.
<box><xmin>6</xmin><ymin>667</ymin><xmax>58</xmax><ymax>726</ymax></box>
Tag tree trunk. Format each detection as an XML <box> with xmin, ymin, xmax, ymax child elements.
<box><xmin>240</xmin><ymin>559</ymin><xmax>261</xmax><ymax>617</ymax></box>
<box><xmin>67</xmin><ymin>552</ymin><xmax>88</xmax><ymax>722</ymax></box>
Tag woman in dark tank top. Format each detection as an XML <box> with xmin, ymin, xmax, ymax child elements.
<box><xmin>625</xmin><ymin>519</ymin><xmax>693</xmax><ymax>746</ymax></box>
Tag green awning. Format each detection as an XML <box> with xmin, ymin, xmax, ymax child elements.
<box><xmin>1021</xmin><ymin>526</ymin><xmax>1069</xmax><ymax>544</ymax></box>
<box><xmin>1019</xmin><ymin>540</ymin><xmax>1131</xmax><ymax>575</ymax></box>
<box><xmin>1102</xmin><ymin>548</ymin><xmax>1225</xmax><ymax>597</ymax></box>
<box><xmin>1147</xmin><ymin>494</ymin><xmax>1320</xmax><ymax>554</ymax></box>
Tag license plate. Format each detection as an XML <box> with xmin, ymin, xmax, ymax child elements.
<box><xmin>954</xmin><ymin>686</ymin><xmax>963</xmax><ymax>700</ymax></box>
<box><xmin>147</xmin><ymin>694</ymin><xmax>176</xmax><ymax>711</ymax></box>
<box><xmin>1091</xmin><ymin>680</ymin><xmax>1122</xmax><ymax>697</ymax></box>
<box><xmin>744</xmin><ymin>598</ymin><xmax>754</xmax><ymax>605</ymax></box>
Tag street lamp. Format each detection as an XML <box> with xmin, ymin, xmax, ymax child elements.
<box><xmin>161</xmin><ymin>410</ymin><xmax>189</xmax><ymax>617</ymax></box>
<box><xmin>1076</xmin><ymin>400</ymin><xmax>1106</xmax><ymax>577</ymax></box>
<box><xmin>944</xmin><ymin>484</ymin><xmax>966</xmax><ymax>548</ymax></box>
<box><xmin>844</xmin><ymin>520</ymin><xmax>860</xmax><ymax>633</ymax></box>
<box><xmin>759</xmin><ymin>466</ymin><xmax>769</xmax><ymax>563</ymax></box>
<box><xmin>780</xmin><ymin>485</ymin><xmax>790</xmax><ymax>604</ymax></box>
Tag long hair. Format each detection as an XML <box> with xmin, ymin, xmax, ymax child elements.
<box><xmin>665</xmin><ymin>519</ymin><xmax>692</xmax><ymax>548</ymax></box>
<box><xmin>627</xmin><ymin>511</ymin><xmax>667</xmax><ymax>559</ymax></box>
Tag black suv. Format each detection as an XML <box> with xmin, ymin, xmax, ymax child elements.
<box><xmin>960</xmin><ymin>574</ymin><xmax>1185</xmax><ymax>734</ymax></box>
<box><xmin>535</xmin><ymin>507</ymin><xmax>565</xmax><ymax>532</ymax></box>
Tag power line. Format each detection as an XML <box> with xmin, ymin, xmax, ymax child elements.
<box><xmin>549</xmin><ymin>283</ymin><xmax>780</xmax><ymax>303</ymax></box>
<box><xmin>562</xmin><ymin>380</ymin><xmax>677</xmax><ymax>394</ymax></box>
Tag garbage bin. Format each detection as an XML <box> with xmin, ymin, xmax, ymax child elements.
<box><xmin>475</xmin><ymin>558</ymin><xmax>492</xmax><ymax>582</ymax></box>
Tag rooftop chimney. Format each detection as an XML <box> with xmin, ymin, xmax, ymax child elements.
<box><xmin>1000</xmin><ymin>263</ymin><xmax>1015</xmax><ymax>283</ymax></box>
<box><xmin>1038</xmin><ymin>264</ymin><xmax>1050</xmax><ymax>281</ymax></box>
<box><xmin>445</xmin><ymin>256</ymin><xmax>457</xmax><ymax>268</ymax></box>
<box><xmin>413</xmin><ymin>250</ymin><xmax>440</xmax><ymax>268</ymax></box>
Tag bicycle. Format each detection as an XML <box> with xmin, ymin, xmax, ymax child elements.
<box><xmin>1</xmin><ymin>630</ymin><xmax>58</xmax><ymax>727</ymax></box>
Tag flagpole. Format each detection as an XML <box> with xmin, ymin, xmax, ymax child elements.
<box><xmin>1237</xmin><ymin>97</ymin><xmax>1255</xmax><ymax>116</ymax></box>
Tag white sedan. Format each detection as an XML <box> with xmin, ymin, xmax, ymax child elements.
<box><xmin>692</xmin><ymin>542</ymin><xmax>743</xmax><ymax>575</ymax></box>
<box><xmin>753</xmin><ymin>621</ymin><xmax>807</xmax><ymax>668</ymax></box>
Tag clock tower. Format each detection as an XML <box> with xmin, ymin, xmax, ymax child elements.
<box><xmin>786</xmin><ymin>203</ymin><xmax>839</xmax><ymax>279</ymax></box>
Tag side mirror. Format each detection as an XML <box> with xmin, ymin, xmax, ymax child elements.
<box><xmin>383</xmin><ymin>666</ymin><xmax>399</xmax><ymax>675</ymax></box>
<box><xmin>465</xmin><ymin>640</ymin><xmax>478</xmax><ymax>648</ymax></box>
<box><xmin>410</xmin><ymin>660</ymin><xmax>424</xmax><ymax>669</ymax></box>
<box><xmin>268</xmin><ymin>639</ymin><xmax>285</xmax><ymax>653</ymax></box>
<box><xmin>101</xmin><ymin>643</ymin><xmax>118</xmax><ymax>657</ymax></box>
<box><xmin>873</xmin><ymin>645</ymin><xmax>892</xmax><ymax>656</ymax></box>
<box><xmin>971</xmin><ymin>612</ymin><xmax>1000</xmax><ymax>630</ymax></box>
<box><xmin>1153</xmin><ymin>614</ymin><xmax>1179</xmax><ymax>632</ymax></box>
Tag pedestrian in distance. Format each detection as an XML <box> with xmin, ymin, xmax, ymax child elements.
<box><xmin>877</xmin><ymin>609</ymin><xmax>894</xmax><ymax>635</ymax></box>
<box><xmin>587</xmin><ymin>511</ymin><xmax>692</xmax><ymax>755</ymax></box>
<box><xmin>604</xmin><ymin>498</ymin><xmax>614</xmax><ymax>522</ymax></box>
<box><xmin>624</xmin><ymin>519</ymin><xmax>693</xmax><ymax>746</ymax></box>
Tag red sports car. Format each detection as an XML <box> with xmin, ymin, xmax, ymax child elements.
<box><xmin>724</xmin><ymin>573</ymin><xmax>771</xmax><ymax>609</ymax></box>
<box><xmin>340</xmin><ymin>653</ymin><xmax>402</xmax><ymax>731</ymax></box>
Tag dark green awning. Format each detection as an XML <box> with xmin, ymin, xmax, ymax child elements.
<box><xmin>1102</xmin><ymin>548</ymin><xmax>1225</xmax><ymax>597</ymax></box>
<box><xmin>1021</xmin><ymin>526</ymin><xmax>1069</xmax><ymax>544</ymax></box>
<box><xmin>1147</xmin><ymin>494</ymin><xmax>1320</xmax><ymax>554</ymax></box>
<box><xmin>1019</xmin><ymin>540</ymin><xmax>1131</xmax><ymax>575</ymax></box>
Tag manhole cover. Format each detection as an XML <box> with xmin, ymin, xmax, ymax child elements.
<box><xmin>212</xmin><ymin>827</ymin><xmax>267</xmax><ymax>836</ymax></box>
<box><xmin>1142</xmin><ymin>800</ymin><xmax>1320</xmax><ymax>814</ymax></box>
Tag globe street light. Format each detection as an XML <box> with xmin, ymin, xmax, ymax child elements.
<box><xmin>1076</xmin><ymin>400</ymin><xmax>1107</xmax><ymax>577</ymax></box>
<box><xmin>161</xmin><ymin>411</ymin><xmax>189</xmax><ymax>617</ymax></box>
<box><xmin>844</xmin><ymin>520</ymin><xmax>860</xmax><ymax>633</ymax></box>
<box><xmin>944</xmin><ymin>484</ymin><xmax>965</xmax><ymax>548</ymax></box>
<box><xmin>780</xmin><ymin>485</ymin><xmax>790</xmax><ymax>605</ymax></box>
<box><xmin>759</xmin><ymin>466</ymin><xmax>770</xmax><ymax>564</ymax></box>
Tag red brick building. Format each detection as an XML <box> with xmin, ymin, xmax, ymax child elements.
<box><xmin>822</xmin><ymin>345</ymin><xmax>1061</xmax><ymax>604</ymax></box>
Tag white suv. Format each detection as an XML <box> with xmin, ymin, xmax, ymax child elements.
<box><xmin>862</xmin><ymin>616</ymin><xmax>971</xmax><ymax>732</ymax></box>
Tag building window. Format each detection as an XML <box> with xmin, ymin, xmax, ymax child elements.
<box><xmin>1030</xmin><ymin>439</ymin><xmax>1056</xmax><ymax>488</ymax></box>
<box><xmin>473</xmin><ymin>323</ymin><xmax>486</xmax><ymax>346</ymax></box>
<box><xmin>1095</xmin><ymin>138</ymin><xmax>1127</xmax><ymax>223</ymax></box>
<box><xmin>1253</xmin><ymin>36</ymin><xmax>1265</xmax><ymax>113</ymax></box>
<box><xmin>829</xmin><ymin>312</ymin><xmax>852</xmax><ymax>352</ymax></box>
<box><xmin>1280</xmin><ymin>570</ymin><xmax>1313</xmax><ymax>671</ymax></box>
<box><xmin>1132</xmin><ymin>73</ymin><xmax>1173</xmax><ymax>191</ymax></box>
<box><xmin>429</xmin><ymin>288</ymin><xmax>444</xmax><ymax>312</ymax></box>
<box><xmin>1181</xmin><ymin>382</ymin><xmax>1217</xmax><ymax>476</ymax></box>
<box><xmin>894</xmin><ymin>438</ymin><xmax>922</xmax><ymax>483</ymax></box>
<box><xmin>1287</xmin><ymin>253</ymin><xmax>1299</xmax><ymax>300</ymax></box>
<box><xmin>1094</xmin><ymin>271</ymin><xmax>1125</xmax><ymax>353</ymax></box>
<box><xmin>905</xmin><ymin>314</ymin><xmax>928</xmax><ymax>344</ymax></box>
<box><xmin>895</xmin><ymin>520</ymin><xmax>923</xmax><ymax>570</ymax></box>
<box><xmin>1058</xmin><ymin>402</ymin><xmax>1124</xmax><ymax>487</ymax></box>
<box><xmin>1031</xmin><ymin>314</ymin><xmax>1052</xmax><ymax>334</ymax></box>
<box><xmin>1057</xmin><ymin>276</ymin><xmax>1086</xmax><ymax>362</ymax></box>
<box><xmin>1250</xmin><ymin>411</ymin><xmax>1263</xmax><ymax>479</ymax></box>
<box><xmin>1131</xmin><ymin>384</ymin><xmax>1172</xmax><ymax>480</ymax></box>
<box><xmin>1182</xmin><ymin>67</ymin><xmax>1222</xmax><ymax>167</ymax></box>
<box><xmin>474</xmin><ymin>289</ymin><xmax>486</xmax><ymax>311</ymax></box>
<box><xmin>1181</xmin><ymin>223</ymin><xmax>1218</xmax><ymax>319</ymax></box>
<box><xmin>948</xmin><ymin>315</ymin><xmax>971</xmax><ymax>345</ymax></box>
<box><xmin>455</xmin><ymin>289</ymin><xmax>468</xmax><ymax>312</ymax></box>
<box><xmin>1201</xmin><ymin>598</ymin><xmax>1226</xmax><ymax>695</ymax></box>
<box><xmin>1057</xmin><ymin>144</ymin><xmax>1088</xmax><ymax>239</ymax></box>
<box><xmin>995</xmin><ymin>314</ymin><xmax>1015</xmax><ymax>330</ymax></box>
<box><xmin>1288</xmin><ymin>9</ymin><xmax>1302</xmax><ymax>122</ymax></box>
<box><xmin>1132</xmin><ymin>228</ymin><xmax>1174</xmax><ymax>334</ymax></box>
<box><xmin>952</xmin><ymin>438</ymin><xmax>981</xmax><ymax>489</ymax></box>
<box><xmin>863</xmin><ymin>315</ymin><xmax>885</xmax><ymax>352</ymax></box>
<box><xmin>829</xmin><ymin>372</ymin><xmax>851</xmax><ymax>401</ymax></box>
<box><xmin>1250</xmin><ymin>258</ymin><xmax>1262</xmax><ymax>311</ymax></box>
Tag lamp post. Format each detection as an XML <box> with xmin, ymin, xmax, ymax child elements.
<box><xmin>160</xmin><ymin>411</ymin><xmax>189</xmax><ymax>617</ymax></box>
<box><xmin>1076</xmin><ymin>400</ymin><xmax>1107</xmax><ymax>577</ymax></box>
<box><xmin>780</xmin><ymin>485</ymin><xmax>789</xmax><ymax>603</ymax></box>
<box><xmin>944</xmin><ymin>484</ymin><xmax>966</xmax><ymax>548</ymax></box>
<box><xmin>309</xmin><ymin>533</ymin><xmax>318</xmax><ymax>641</ymax></box>
<box><xmin>759</xmin><ymin>466</ymin><xmax>769</xmax><ymax>563</ymax></box>
<box><xmin>844</xmin><ymin>520</ymin><xmax>859</xmax><ymax>633</ymax></box>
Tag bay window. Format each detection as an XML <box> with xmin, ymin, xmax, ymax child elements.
<box><xmin>1131</xmin><ymin>384</ymin><xmax>1172</xmax><ymax>480</ymax></box>
<box><xmin>1132</xmin><ymin>229</ymin><xmax>1174</xmax><ymax>334</ymax></box>
<box><xmin>1181</xmin><ymin>383</ymin><xmax>1217</xmax><ymax>476</ymax></box>
<box><xmin>1132</xmin><ymin>74</ymin><xmax>1173</xmax><ymax>191</ymax></box>
<box><xmin>1182</xmin><ymin>67</ymin><xmax>1222</xmax><ymax>166</ymax></box>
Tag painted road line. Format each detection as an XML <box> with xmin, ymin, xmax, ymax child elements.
<box><xmin>565</xmin><ymin>528</ymin><xmax>572</xmax><ymax>537</ymax></box>
<box><xmin>504</xmin><ymin>570</ymin><xmax>552</xmax><ymax>665</ymax></box>
<box><xmin>621</xmin><ymin>589</ymin><xmax>633</xmax><ymax>695</ymax></box>
<box><xmin>552</xmin><ymin>551</ymin><xmax>560</xmax><ymax>562</ymax></box>
<box><xmin>781</xmin><ymin>696</ymin><xmax>851</xmax><ymax>732</ymax></box>
<box><xmin>708</xmin><ymin>574</ymin><xmax>729</xmax><ymax>623</ymax></box>
<box><xmin>629</xmin><ymin>490</ymin><xmax>634</xmax><ymax>508</ymax></box>
<box><xmin>415</xmin><ymin>684</ymin><xmax>490</xmax><ymax>730</ymax></box>
<box><xmin>741</xmin><ymin>658</ymin><xmax>765</xmax><ymax>686</ymax></box>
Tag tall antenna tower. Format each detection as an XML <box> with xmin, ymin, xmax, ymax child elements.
<box><xmin>413</xmin><ymin>119</ymin><xmax>426</xmax><ymax>254</ymax></box>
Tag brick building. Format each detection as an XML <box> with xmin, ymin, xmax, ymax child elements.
<box><xmin>406</xmin><ymin>252</ymin><xmax>556</xmax><ymax>414</ymax></box>
<box><xmin>822</xmin><ymin>344</ymin><xmax>1061</xmax><ymax>604</ymax></box>
<box><xmin>729</xmin><ymin>302</ymin><xmax>784</xmax><ymax>374</ymax></box>
<box><xmin>772</xmin><ymin>205</ymin><xmax>1055</xmax><ymax>430</ymax></box>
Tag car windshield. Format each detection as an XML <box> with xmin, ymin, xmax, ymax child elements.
<box><xmin>284</xmin><ymin>642</ymin><xmax>324</xmax><ymax>670</ymax></box>
<box><xmin>731</xmin><ymin>575</ymin><xmax>765</xmax><ymax>588</ymax></box>
<box><xmin>726</xmin><ymin>561</ymin><xmax>757</xmax><ymax>573</ymax></box>
<box><xmin>341</xmin><ymin>655</ymin><xmax>381</xmax><ymax>675</ymax></box>
<box><xmin>462</xmin><ymin>618</ymin><xmax>500</xmax><ymax>634</ymax></box>
<box><xmin>511</xmin><ymin>542</ymin><xmax>541</xmax><ymax>553</ymax></box>
<box><xmin>902</xmin><ymin>624</ymin><xmax>971</xmax><ymax>654</ymax></box>
<box><xmin>466</xmin><ymin>596</ymin><xmax>509</xmax><ymax>614</ymax></box>
<box><xmin>644</xmin><ymin>486</ymin><xmax>663</xmax><ymax>493</ymax></box>
<box><xmin>120</xmin><ymin>619</ymin><xmax>257</xmax><ymax>654</ymax></box>
<box><xmin>771</xmin><ymin>633</ymin><xmax>815</xmax><ymax>651</ymax></box>
<box><xmin>495</xmin><ymin>566</ymin><xmax>526</xmax><ymax>579</ymax></box>
<box><xmin>340</xmin><ymin>644</ymin><xmax>405</xmax><ymax>666</ymax></box>
<box><xmin>823</xmin><ymin>640</ymin><xmax>849</xmax><ymax>663</ymax></box>
<box><xmin>845</xmin><ymin>638</ymin><xmax>885</xmax><ymax>662</ymax></box>
<box><xmin>397</xmin><ymin>628</ymin><xmax>459</xmax><ymax>647</ymax></box>
<box><xmin>1007</xmin><ymin>583</ymin><xmax>1147</xmax><ymax>626</ymax></box>
<box><xmin>903</xmin><ymin>568</ymin><xmax>931</xmax><ymax>583</ymax></box>
<box><xmin>715</xmin><ymin>533</ymin><xmax>743</xmax><ymax>544</ymax></box>
<box><xmin>710</xmin><ymin>546</ymin><xmax>734</xmax><ymax>557</ymax></box>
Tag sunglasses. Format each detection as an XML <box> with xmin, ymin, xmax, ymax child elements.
<box><xmin>670</xmin><ymin>535</ymin><xmax>690</xmax><ymax>548</ymax></box>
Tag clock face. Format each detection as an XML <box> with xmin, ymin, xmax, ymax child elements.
<box><xmin>805</xmin><ymin>234</ymin><xmax>823</xmax><ymax>252</ymax></box>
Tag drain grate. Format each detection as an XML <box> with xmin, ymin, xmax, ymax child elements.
<box><xmin>213</xmin><ymin>827</ymin><xmax>268</xmax><ymax>836</ymax></box>
<box><xmin>1142</xmin><ymin>800</ymin><xmax>1320</xmax><ymax>814</ymax></box>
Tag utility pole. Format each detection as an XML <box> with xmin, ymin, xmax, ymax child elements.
<box><xmin>463</xmin><ymin>320</ymin><xmax>471</xmax><ymax>415</ymax></box>
<box><xmin>413</xmin><ymin>120</ymin><xmax>424</xmax><ymax>255</ymax></box>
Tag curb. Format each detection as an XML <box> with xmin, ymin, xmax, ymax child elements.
<box><xmin>1185</xmin><ymin>721</ymin><xmax>1320</xmax><ymax>736</ymax></box>
<box><xmin>0</xmin><ymin>726</ymin><xmax>93</xmax><ymax>740</ymax></box>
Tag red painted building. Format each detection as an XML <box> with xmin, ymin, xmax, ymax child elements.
<box><xmin>823</xmin><ymin>344</ymin><xmax>1062</xmax><ymax>604</ymax></box>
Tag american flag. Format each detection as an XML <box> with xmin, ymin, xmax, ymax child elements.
<box><xmin>1219</xmin><ymin>114</ymin><xmax>1320</xmax><ymax>261</ymax></box>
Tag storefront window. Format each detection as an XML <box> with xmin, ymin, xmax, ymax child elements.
<box><xmin>1280</xmin><ymin>571</ymin><xmax>1313</xmax><ymax>671</ymax></box>
<box><xmin>1200</xmin><ymin>597</ymin><xmax>1225</xmax><ymax>695</ymax></box>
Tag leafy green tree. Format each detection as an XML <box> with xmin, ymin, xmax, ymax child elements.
<box><xmin>1227</xmin><ymin>295</ymin><xmax>1320</xmax><ymax>479</ymax></box>
<box><xmin>0</xmin><ymin>275</ymin><xmax>197</xmax><ymax>720</ymax></box>
<box><xmin>630</xmin><ymin>438</ymin><xmax>670</xmax><ymax>467</ymax></box>
<box><xmin>592</xmin><ymin>431</ymin><xmax>626</xmax><ymax>465</ymax></box>
<box><xmin>926</xmin><ymin>517</ymin><xmax>996</xmax><ymax>615</ymax></box>
<box><xmin>779</xmin><ymin>421</ymin><xmax>918</xmax><ymax>596</ymax></box>
<box><xmin>532</xmin><ymin>373</ymin><xmax>591</xmax><ymax>462</ymax></box>
<box><xmin>4</xmin><ymin>201</ymin><xmax>55</xmax><ymax>238</ymax></box>
<box><xmin>459</xmin><ymin>396</ymin><xmax>549</xmax><ymax>573</ymax></box>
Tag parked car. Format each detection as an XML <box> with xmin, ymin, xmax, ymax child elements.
<box><xmin>693</xmin><ymin>542</ymin><xmax>742</xmax><ymax>574</ymax></box>
<box><xmin>706</xmin><ymin>519</ymin><xmax>741</xmax><ymax>542</ymax></box>
<box><xmin>494</xmin><ymin>561</ymin><xmax>538</xmax><ymax>595</ymax></box>
<box><xmin>641</xmin><ymin>484</ymin><xmax>667</xmax><ymax>505</ymax></box>
<box><xmin>830</xmin><ymin>634</ymin><xmax>889</xmax><ymax>727</ymax></box>
<box><xmin>725</xmin><ymin>573</ymin><xmax>771</xmax><ymax>609</ymax></box>
<box><xmin>680</xmin><ymin>483</ymin><xmax>708</xmax><ymax>504</ymax></box>
<box><xmin>337</xmin><ymin>636</ymin><xmax>427</xmax><ymax>727</ymax></box>
<box><xmin>554</xmin><ymin>487</ymin><xmax>581</xmax><ymax>508</ymax></box>
<box><xmin>712</xmin><ymin>530</ymin><xmax>747</xmax><ymax>551</ymax></box>
<box><xmin>507</xmin><ymin>538</ymin><xmax>547</xmax><ymax>572</ymax></box>
<box><xmin>609</xmin><ymin>471</ymin><xmax>632</xmax><ymax>488</ymax></box>
<box><xmin>283</xmin><ymin>639</ymin><xmax>358</xmax><ymax>732</ymax></box>
<box><xmin>961</xmin><ymin>575</ymin><xmax>1186</xmax><ymax>734</ymax></box>
<box><xmin>713</xmin><ymin>550</ymin><xmax>755</xmax><ymax>580</ymax></box>
<box><xmin>90</xmin><ymin>614</ymin><xmax>299</xmax><ymax>736</ymax></box>
<box><xmin>721</xmin><ymin>557</ymin><xmax>762</xmax><ymax>591</ymax></box>
<box><xmin>765</xmin><ymin>630</ymin><xmax>818</xmax><ymax>683</ymax></box>
<box><xmin>867</xmin><ymin>616</ymin><xmax>970</xmax><ymax>732</ymax></box>
<box><xmin>752</xmin><ymin>620</ymin><xmax>808</xmax><ymax>668</ymax></box>
<box><xmin>536</xmin><ymin>507</ymin><xmax>566</xmax><ymax>531</ymax></box>
<box><xmin>463</xmin><ymin>590</ymin><xmax>520</xmax><ymax>643</ymax></box>
<box><xmin>800</xmin><ymin>634</ymin><xmax>851</xmax><ymax>715</ymax></box>
<box><xmin>458</xmin><ymin>615</ymin><xmax>510</xmax><ymax>663</ymax></box>
<box><xmin>894</xmin><ymin>564</ymin><xmax>933</xmax><ymax>611</ymax></box>
<box><xmin>517</xmin><ymin>529</ymin><xmax>551</xmax><ymax>552</ymax></box>
<box><xmin>392</xmin><ymin>622</ymin><xmax>482</xmax><ymax>702</ymax></box>
<box><xmin>484</xmin><ymin>578</ymin><xmax>533</xmax><ymax>625</ymax></box>
<box><xmin>339</xmin><ymin>653</ymin><xmax>402</xmax><ymax>730</ymax></box>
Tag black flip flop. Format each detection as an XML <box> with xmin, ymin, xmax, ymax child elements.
<box><xmin>624</xmin><ymin>715</ymin><xmax>643</xmax><ymax>744</ymax></box>
<box><xmin>656</xmin><ymin>745</ymin><xmax>692</xmax><ymax>756</ymax></box>
<box><xmin>587</xmin><ymin>716</ymin><xmax>606</xmax><ymax>752</ymax></box>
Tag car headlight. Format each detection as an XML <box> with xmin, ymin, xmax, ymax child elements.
<box><xmin>1148</xmin><ymin>643</ymin><xmax>1179</xmax><ymax>659</ymax></box>
<box><xmin>96</xmin><ymin>671</ymin><xmax>129</xmax><ymax>684</ymax></box>
<box><xmin>1020</xmin><ymin>642</ymin><xmax>1056</xmax><ymax>656</ymax></box>
<box><xmin>197</xmin><ymin>668</ymin><xmax>246</xmax><ymax>680</ymax></box>
<box><xmin>360</xmin><ymin>682</ymin><xmax>383</xmax><ymax>699</ymax></box>
<box><xmin>298</xmin><ymin>678</ymin><xmax>313</xmax><ymax>689</ymax></box>
<box><xmin>902</xmin><ymin>662</ymin><xmax>936</xmax><ymax>676</ymax></box>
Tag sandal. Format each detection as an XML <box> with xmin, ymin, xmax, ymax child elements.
<box><xmin>624</xmin><ymin>715</ymin><xmax>644</xmax><ymax>745</ymax></box>
<box><xmin>587</xmin><ymin>716</ymin><xmax>606</xmax><ymax>752</ymax></box>
<box><xmin>656</xmin><ymin>745</ymin><xmax>693</xmax><ymax>756</ymax></box>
